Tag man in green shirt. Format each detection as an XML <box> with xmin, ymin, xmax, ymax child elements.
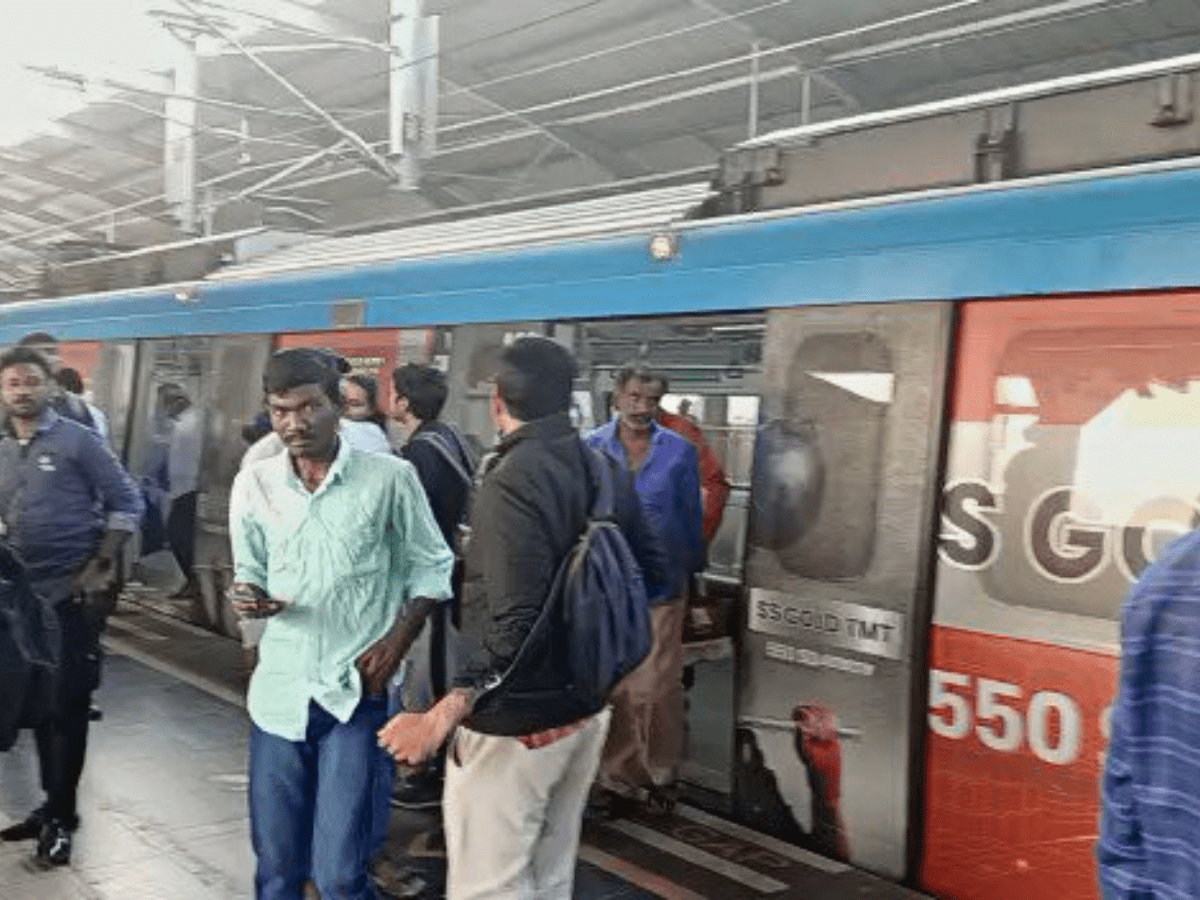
<box><xmin>228</xmin><ymin>349</ymin><xmax>452</xmax><ymax>900</ymax></box>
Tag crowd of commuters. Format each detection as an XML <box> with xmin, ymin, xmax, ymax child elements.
<box><xmin>0</xmin><ymin>332</ymin><xmax>732</xmax><ymax>900</ymax></box>
<box><xmin>2</xmin><ymin>326</ymin><xmax>1188</xmax><ymax>899</ymax></box>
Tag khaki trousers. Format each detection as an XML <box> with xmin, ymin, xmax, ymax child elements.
<box><xmin>597</xmin><ymin>597</ymin><xmax>686</xmax><ymax>798</ymax></box>
<box><xmin>443</xmin><ymin>707</ymin><xmax>611</xmax><ymax>900</ymax></box>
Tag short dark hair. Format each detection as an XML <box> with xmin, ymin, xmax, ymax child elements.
<box><xmin>56</xmin><ymin>367</ymin><xmax>84</xmax><ymax>394</ymax></box>
<box><xmin>0</xmin><ymin>346</ymin><xmax>53</xmax><ymax>379</ymax></box>
<box><xmin>496</xmin><ymin>337</ymin><xmax>576</xmax><ymax>422</ymax></box>
<box><xmin>263</xmin><ymin>348</ymin><xmax>341</xmax><ymax>404</ymax></box>
<box><xmin>17</xmin><ymin>332</ymin><xmax>56</xmax><ymax>349</ymax></box>
<box><xmin>392</xmin><ymin>364</ymin><xmax>448</xmax><ymax>422</ymax></box>
<box><xmin>614</xmin><ymin>361</ymin><xmax>669</xmax><ymax>394</ymax></box>
<box><xmin>313</xmin><ymin>348</ymin><xmax>352</xmax><ymax>375</ymax></box>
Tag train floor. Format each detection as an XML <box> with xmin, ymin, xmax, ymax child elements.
<box><xmin>0</xmin><ymin>597</ymin><xmax>932</xmax><ymax>900</ymax></box>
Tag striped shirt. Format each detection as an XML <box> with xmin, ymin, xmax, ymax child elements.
<box><xmin>1098</xmin><ymin>526</ymin><xmax>1200</xmax><ymax>900</ymax></box>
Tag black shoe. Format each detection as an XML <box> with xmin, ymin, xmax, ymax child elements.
<box><xmin>390</xmin><ymin>773</ymin><xmax>442</xmax><ymax>810</ymax></box>
<box><xmin>405</xmin><ymin>826</ymin><xmax>446</xmax><ymax>860</ymax></box>
<box><xmin>88</xmin><ymin>704</ymin><xmax>103</xmax><ymax>722</ymax></box>
<box><xmin>35</xmin><ymin>820</ymin><xmax>71</xmax><ymax>866</ymax></box>
<box><xmin>372</xmin><ymin>857</ymin><xmax>429</xmax><ymax>898</ymax></box>
<box><xmin>1</xmin><ymin>810</ymin><xmax>44</xmax><ymax>842</ymax></box>
<box><xmin>585</xmin><ymin>789</ymin><xmax>636</xmax><ymax>821</ymax></box>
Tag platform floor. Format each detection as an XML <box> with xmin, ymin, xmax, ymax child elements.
<box><xmin>0</xmin><ymin>599</ymin><xmax>932</xmax><ymax>900</ymax></box>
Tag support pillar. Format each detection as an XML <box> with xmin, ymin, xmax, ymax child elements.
<box><xmin>165</xmin><ymin>40</ymin><xmax>199</xmax><ymax>232</ymax></box>
<box><xmin>389</xmin><ymin>0</ymin><xmax>439</xmax><ymax>190</ymax></box>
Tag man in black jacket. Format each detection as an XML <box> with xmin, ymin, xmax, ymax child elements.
<box><xmin>378</xmin><ymin>336</ymin><xmax>668</xmax><ymax>900</ymax></box>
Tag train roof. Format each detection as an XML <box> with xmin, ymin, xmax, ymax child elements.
<box><xmin>4</xmin><ymin>158</ymin><xmax>1200</xmax><ymax>344</ymax></box>
<box><xmin>211</xmin><ymin>181</ymin><xmax>715</xmax><ymax>282</ymax></box>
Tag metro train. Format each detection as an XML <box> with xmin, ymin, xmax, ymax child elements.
<box><xmin>10</xmin><ymin>55</ymin><xmax>1200</xmax><ymax>900</ymax></box>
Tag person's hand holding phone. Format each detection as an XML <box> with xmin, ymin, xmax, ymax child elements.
<box><xmin>227</xmin><ymin>582</ymin><xmax>288</xmax><ymax>619</ymax></box>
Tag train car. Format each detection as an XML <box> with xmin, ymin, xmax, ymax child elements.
<box><xmin>8</xmin><ymin>52</ymin><xmax>1200</xmax><ymax>900</ymax></box>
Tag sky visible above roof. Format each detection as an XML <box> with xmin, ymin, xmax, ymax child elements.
<box><xmin>0</xmin><ymin>0</ymin><xmax>329</xmax><ymax>146</ymax></box>
<box><xmin>0</xmin><ymin>1</ymin><xmax>176</xmax><ymax>145</ymax></box>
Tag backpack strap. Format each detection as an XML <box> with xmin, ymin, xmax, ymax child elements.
<box><xmin>411</xmin><ymin>429</ymin><xmax>474</xmax><ymax>489</ymax></box>
<box><xmin>580</xmin><ymin>442</ymin><xmax>618</xmax><ymax>522</ymax></box>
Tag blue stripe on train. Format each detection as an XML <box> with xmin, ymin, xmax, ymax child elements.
<box><xmin>3</xmin><ymin>163</ymin><xmax>1200</xmax><ymax>342</ymax></box>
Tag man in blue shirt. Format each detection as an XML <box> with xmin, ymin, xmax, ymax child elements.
<box><xmin>1098</xmin><ymin>526</ymin><xmax>1200</xmax><ymax>899</ymax></box>
<box><xmin>228</xmin><ymin>349</ymin><xmax>452</xmax><ymax>900</ymax></box>
<box><xmin>586</xmin><ymin>362</ymin><xmax>704</xmax><ymax>813</ymax></box>
<box><xmin>0</xmin><ymin>346</ymin><xmax>142</xmax><ymax>867</ymax></box>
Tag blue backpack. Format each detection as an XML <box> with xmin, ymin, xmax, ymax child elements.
<box><xmin>488</xmin><ymin>444</ymin><xmax>653</xmax><ymax>710</ymax></box>
<box><xmin>550</xmin><ymin>447</ymin><xmax>654</xmax><ymax>707</ymax></box>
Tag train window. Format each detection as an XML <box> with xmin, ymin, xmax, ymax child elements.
<box><xmin>941</xmin><ymin>299</ymin><xmax>1200</xmax><ymax>624</ymax></box>
<box><xmin>440</xmin><ymin>322</ymin><xmax>550</xmax><ymax>451</ymax></box>
<box><xmin>750</xmin><ymin>331</ymin><xmax>893</xmax><ymax>582</ymax></box>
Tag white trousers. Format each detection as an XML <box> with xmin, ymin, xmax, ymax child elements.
<box><xmin>443</xmin><ymin>707</ymin><xmax>612</xmax><ymax>900</ymax></box>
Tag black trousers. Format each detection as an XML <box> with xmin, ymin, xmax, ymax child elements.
<box><xmin>34</xmin><ymin>600</ymin><xmax>101</xmax><ymax>829</ymax></box>
<box><xmin>166</xmin><ymin>490</ymin><xmax>199</xmax><ymax>578</ymax></box>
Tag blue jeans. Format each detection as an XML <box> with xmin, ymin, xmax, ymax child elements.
<box><xmin>249</xmin><ymin>696</ymin><xmax>388</xmax><ymax>900</ymax></box>
<box><xmin>368</xmin><ymin>682</ymin><xmax>402</xmax><ymax>858</ymax></box>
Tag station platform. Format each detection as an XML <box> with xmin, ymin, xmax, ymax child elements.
<box><xmin>1</xmin><ymin>598</ymin><xmax>933</xmax><ymax>900</ymax></box>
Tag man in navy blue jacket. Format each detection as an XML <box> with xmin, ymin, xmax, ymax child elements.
<box><xmin>0</xmin><ymin>346</ymin><xmax>142</xmax><ymax>868</ymax></box>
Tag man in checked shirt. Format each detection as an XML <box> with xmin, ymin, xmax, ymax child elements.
<box><xmin>1098</xmin><ymin>525</ymin><xmax>1200</xmax><ymax>898</ymax></box>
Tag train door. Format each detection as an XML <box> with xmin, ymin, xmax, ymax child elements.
<box><xmin>193</xmin><ymin>336</ymin><xmax>274</xmax><ymax>636</ymax></box>
<box><xmin>922</xmin><ymin>293</ymin><xmax>1200</xmax><ymax>900</ymax></box>
<box><xmin>570</xmin><ymin>314</ymin><xmax>765</xmax><ymax>799</ymax></box>
<box><xmin>438</xmin><ymin>315</ymin><xmax>763</xmax><ymax>799</ymax></box>
<box><xmin>735</xmin><ymin>303</ymin><xmax>951</xmax><ymax>879</ymax></box>
<box><xmin>123</xmin><ymin>335</ymin><xmax>272</xmax><ymax>635</ymax></box>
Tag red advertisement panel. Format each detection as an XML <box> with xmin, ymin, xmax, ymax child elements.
<box><xmin>275</xmin><ymin>329</ymin><xmax>432</xmax><ymax>411</ymax></box>
<box><xmin>56</xmin><ymin>341</ymin><xmax>101</xmax><ymax>387</ymax></box>
<box><xmin>921</xmin><ymin>626</ymin><xmax>1117</xmax><ymax>900</ymax></box>
<box><xmin>926</xmin><ymin>291</ymin><xmax>1200</xmax><ymax>899</ymax></box>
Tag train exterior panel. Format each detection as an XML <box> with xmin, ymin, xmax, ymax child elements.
<box><xmin>9</xmin><ymin>161</ymin><xmax>1200</xmax><ymax>899</ymax></box>
<box><xmin>735</xmin><ymin>303</ymin><xmax>950</xmax><ymax>878</ymax></box>
<box><xmin>923</xmin><ymin>293</ymin><xmax>1200</xmax><ymax>899</ymax></box>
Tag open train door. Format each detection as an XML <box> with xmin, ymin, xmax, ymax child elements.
<box><xmin>123</xmin><ymin>335</ymin><xmax>273</xmax><ymax>637</ymax></box>
<box><xmin>734</xmin><ymin>302</ymin><xmax>951</xmax><ymax>880</ymax></box>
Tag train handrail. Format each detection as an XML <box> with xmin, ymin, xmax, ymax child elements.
<box><xmin>740</xmin><ymin>49</ymin><xmax>1200</xmax><ymax>149</ymax></box>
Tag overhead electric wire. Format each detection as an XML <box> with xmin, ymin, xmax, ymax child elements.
<box><xmin>12</xmin><ymin>0</ymin><xmax>973</xmax><ymax>211</ymax></box>
<box><xmin>0</xmin><ymin>0</ymin><xmax>615</xmax><ymax>256</ymax></box>
<box><xmin>0</xmin><ymin>0</ymin><xmax>1151</xmax><ymax>262</ymax></box>
<box><xmin>817</xmin><ymin>0</ymin><xmax>1145</xmax><ymax>72</ymax></box>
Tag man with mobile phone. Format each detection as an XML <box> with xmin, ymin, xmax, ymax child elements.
<box><xmin>228</xmin><ymin>349</ymin><xmax>453</xmax><ymax>900</ymax></box>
